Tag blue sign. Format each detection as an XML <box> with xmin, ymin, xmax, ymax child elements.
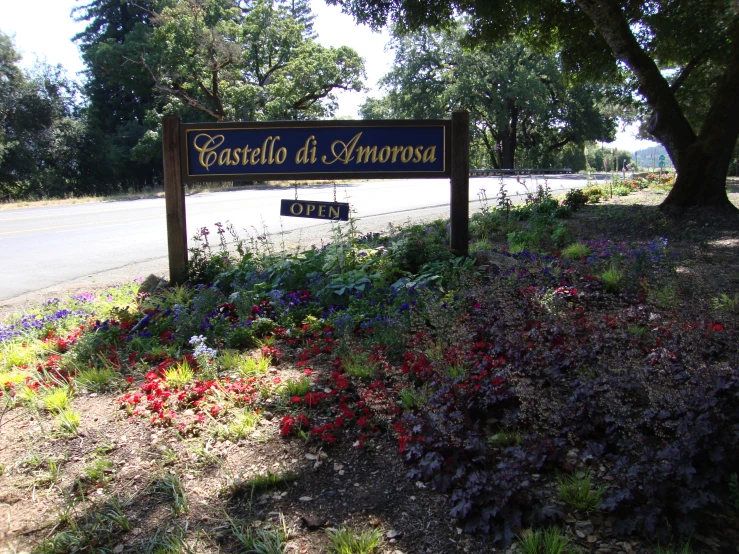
<box><xmin>280</xmin><ymin>199</ymin><xmax>349</xmax><ymax>221</ymax></box>
<box><xmin>182</xmin><ymin>122</ymin><xmax>448</xmax><ymax>181</ymax></box>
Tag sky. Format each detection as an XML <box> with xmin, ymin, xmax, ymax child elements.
<box><xmin>0</xmin><ymin>0</ymin><xmax>657</xmax><ymax>153</ymax></box>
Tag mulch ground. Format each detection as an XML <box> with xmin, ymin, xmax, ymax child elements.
<box><xmin>1</xmin><ymin>186</ymin><xmax>738</xmax><ymax>554</ymax></box>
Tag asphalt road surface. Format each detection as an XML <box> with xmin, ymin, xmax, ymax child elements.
<box><xmin>0</xmin><ymin>174</ymin><xmax>596</xmax><ymax>306</ymax></box>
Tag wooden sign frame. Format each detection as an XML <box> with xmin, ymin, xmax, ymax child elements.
<box><xmin>163</xmin><ymin>112</ymin><xmax>469</xmax><ymax>284</ymax></box>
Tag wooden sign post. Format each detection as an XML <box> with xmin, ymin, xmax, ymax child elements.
<box><xmin>163</xmin><ymin>116</ymin><xmax>188</xmax><ymax>285</ymax></box>
<box><xmin>450</xmin><ymin>110</ymin><xmax>470</xmax><ymax>255</ymax></box>
<box><xmin>162</xmin><ymin>113</ymin><xmax>469</xmax><ymax>284</ymax></box>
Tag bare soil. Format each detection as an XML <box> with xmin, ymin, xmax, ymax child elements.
<box><xmin>1</xmin><ymin>186</ymin><xmax>738</xmax><ymax>554</ymax></box>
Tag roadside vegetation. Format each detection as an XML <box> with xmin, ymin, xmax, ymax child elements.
<box><xmin>1</xmin><ymin>175</ymin><xmax>738</xmax><ymax>552</ymax></box>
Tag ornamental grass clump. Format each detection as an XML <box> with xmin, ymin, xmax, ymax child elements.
<box><xmin>75</xmin><ymin>366</ymin><xmax>120</xmax><ymax>393</ymax></box>
<box><xmin>55</xmin><ymin>408</ymin><xmax>81</xmax><ymax>436</ymax></box>
<box><xmin>599</xmin><ymin>264</ymin><xmax>623</xmax><ymax>292</ymax></box>
<box><xmin>557</xmin><ymin>472</ymin><xmax>606</xmax><ymax>513</ymax></box>
<box><xmin>164</xmin><ymin>359</ymin><xmax>195</xmax><ymax>389</ymax></box>
<box><xmin>342</xmin><ymin>350</ymin><xmax>379</xmax><ymax>380</ymax></box>
<box><xmin>562</xmin><ymin>242</ymin><xmax>591</xmax><ymax>260</ymax></box>
<box><xmin>41</xmin><ymin>386</ymin><xmax>72</xmax><ymax>413</ymax></box>
<box><xmin>328</xmin><ymin>526</ymin><xmax>384</xmax><ymax>554</ymax></box>
<box><xmin>151</xmin><ymin>472</ymin><xmax>188</xmax><ymax>515</ymax></box>
<box><xmin>212</xmin><ymin>410</ymin><xmax>261</xmax><ymax>441</ymax></box>
<box><xmin>280</xmin><ymin>377</ymin><xmax>311</xmax><ymax>398</ymax></box>
<box><xmin>516</xmin><ymin>527</ymin><xmax>574</xmax><ymax>554</ymax></box>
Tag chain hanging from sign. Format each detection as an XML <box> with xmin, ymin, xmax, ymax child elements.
<box><xmin>282</xmin><ymin>181</ymin><xmax>349</xmax><ymax>221</ymax></box>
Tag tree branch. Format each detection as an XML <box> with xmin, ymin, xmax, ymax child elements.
<box><xmin>153</xmin><ymin>82</ymin><xmax>224</xmax><ymax>121</ymax></box>
<box><xmin>574</xmin><ymin>0</ymin><xmax>697</xmax><ymax>163</ymax></box>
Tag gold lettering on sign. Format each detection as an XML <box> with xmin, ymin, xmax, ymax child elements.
<box><xmin>218</xmin><ymin>148</ymin><xmax>232</xmax><ymax>166</ymax></box>
<box><xmin>328</xmin><ymin>206</ymin><xmax>340</xmax><ymax>218</ymax></box>
<box><xmin>321</xmin><ymin>133</ymin><xmax>362</xmax><ymax>165</ymax></box>
<box><xmin>296</xmin><ymin>136</ymin><xmax>318</xmax><ymax>164</ymax></box>
<box><xmin>318</xmin><ymin>205</ymin><xmax>326</xmax><ymax>217</ymax></box>
<box><xmin>290</xmin><ymin>202</ymin><xmax>303</xmax><ymax>215</ymax></box>
<box><xmin>423</xmin><ymin>147</ymin><xmax>437</xmax><ymax>163</ymax></box>
<box><xmin>356</xmin><ymin>145</ymin><xmax>377</xmax><ymax>163</ymax></box>
<box><xmin>193</xmin><ymin>133</ymin><xmax>225</xmax><ymax>170</ymax></box>
<box><xmin>275</xmin><ymin>146</ymin><xmax>287</xmax><ymax>164</ymax></box>
<box><xmin>306</xmin><ymin>204</ymin><xmax>316</xmax><ymax>216</ymax></box>
<box><xmin>401</xmin><ymin>146</ymin><xmax>413</xmax><ymax>163</ymax></box>
<box><xmin>250</xmin><ymin>148</ymin><xmax>260</xmax><ymax>165</ymax></box>
<box><xmin>378</xmin><ymin>146</ymin><xmax>391</xmax><ymax>163</ymax></box>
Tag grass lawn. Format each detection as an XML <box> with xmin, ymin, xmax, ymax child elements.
<box><xmin>0</xmin><ymin>175</ymin><xmax>737</xmax><ymax>554</ymax></box>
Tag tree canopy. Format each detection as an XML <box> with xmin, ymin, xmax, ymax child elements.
<box><xmin>333</xmin><ymin>0</ymin><xmax>739</xmax><ymax>212</ymax></box>
<box><xmin>362</xmin><ymin>24</ymin><xmax>615</xmax><ymax>170</ymax></box>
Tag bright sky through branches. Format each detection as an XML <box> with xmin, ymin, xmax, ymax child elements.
<box><xmin>0</xmin><ymin>0</ymin><xmax>656</xmax><ymax>153</ymax></box>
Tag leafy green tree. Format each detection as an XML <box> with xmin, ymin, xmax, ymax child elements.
<box><xmin>142</xmin><ymin>0</ymin><xmax>365</xmax><ymax>122</ymax></box>
<box><xmin>361</xmin><ymin>24</ymin><xmax>614</xmax><ymax>169</ymax></box>
<box><xmin>332</xmin><ymin>0</ymin><xmax>739</xmax><ymax>212</ymax></box>
<box><xmin>73</xmin><ymin>0</ymin><xmax>161</xmax><ymax>190</ymax></box>
<box><xmin>0</xmin><ymin>32</ymin><xmax>86</xmax><ymax>199</ymax></box>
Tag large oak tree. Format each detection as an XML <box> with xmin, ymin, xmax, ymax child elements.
<box><xmin>362</xmin><ymin>24</ymin><xmax>615</xmax><ymax>169</ymax></box>
<box><xmin>333</xmin><ymin>0</ymin><xmax>739</xmax><ymax>213</ymax></box>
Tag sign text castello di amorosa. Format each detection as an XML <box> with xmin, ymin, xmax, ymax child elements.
<box><xmin>182</xmin><ymin>122</ymin><xmax>449</xmax><ymax>181</ymax></box>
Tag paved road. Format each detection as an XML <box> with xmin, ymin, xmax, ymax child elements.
<box><xmin>0</xmin><ymin>174</ymin><xmax>594</xmax><ymax>305</ymax></box>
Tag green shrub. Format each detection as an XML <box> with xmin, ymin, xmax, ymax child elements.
<box><xmin>562</xmin><ymin>242</ymin><xmax>591</xmax><ymax>260</ymax></box>
<box><xmin>583</xmin><ymin>185</ymin><xmax>606</xmax><ymax>203</ymax></box>
<box><xmin>562</xmin><ymin>188</ymin><xmax>588</xmax><ymax>211</ymax></box>
<box><xmin>251</xmin><ymin>317</ymin><xmax>277</xmax><ymax>337</ymax></box>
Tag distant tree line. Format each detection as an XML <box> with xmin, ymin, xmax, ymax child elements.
<box><xmin>0</xmin><ymin>0</ymin><xmax>365</xmax><ymax>199</ymax></box>
<box><xmin>3</xmin><ymin>0</ymin><xmax>737</xmax><ymax>205</ymax></box>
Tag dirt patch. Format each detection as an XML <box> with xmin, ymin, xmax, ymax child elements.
<box><xmin>1</xmin><ymin>187</ymin><xmax>738</xmax><ymax>554</ymax></box>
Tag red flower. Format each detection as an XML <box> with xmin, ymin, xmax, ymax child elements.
<box><xmin>280</xmin><ymin>415</ymin><xmax>295</xmax><ymax>436</ymax></box>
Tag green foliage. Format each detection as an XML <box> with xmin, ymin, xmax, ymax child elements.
<box><xmin>516</xmin><ymin>527</ymin><xmax>574</xmax><ymax>554</ymax></box>
<box><xmin>712</xmin><ymin>293</ymin><xmax>739</xmax><ymax>316</ymax></box>
<box><xmin>583</xmin><ymin>185</ymin><xmax>607</xmax><ymax>203</ymax></box>
<box><xmin>229</xmin><ymin>514</ymin><xmax>289</xmax><ymax>554</ymax></box>
<box><xmin>279</xmin><ymin>377</ymin><xmax>311</xmax><ymax>398</ymax></box>
<box><xmin>164</xmin><ymin>359</ymin><xmax>195</xmax><ymax>389</ymax></box>
<box><xmin>341</xmin><ymin>350</ymin><xmax>379</xmax><ymax>380</ymax></box>
<box><xmin>398</xmin><ymin>385</ymin><xmax>428</xmax><ymax>410</ymax></box>
<box><xmin>599</xmin><ymin>265</ymin><xmax>624</xmax><ymax>293</ymax></box>
<box><xmin>75</xmin><ymin>366</ymin><xmax>121</xmax><ymax>393</ymax></box>
<box><xmin>487</xmin><ymin>428</ymin><xmax>523</xmax><ymax>448</ymax></box>
<box><xmin>562</xmin><ymin>242</ymin><xmax>591</xmax><ymax>260</ymax></box>
<box><xmin>327</xmin><ymin>527</ymin><xmax>384</xmax><ymax>554</ymax></box>
<box><xmin>220</xmin><ymin>350</ymin><xmax>270</xmax><ymax>377</ymax></box>
<box><xmin>562</xmin><ymin>188</ymin><xmax>588</xmax><ymax>211</ymax></box>
<box><xmin>557</xmin><ymin>472</ymin><xmax>606</xmax><ymax>514</ymax></box>
<box><xmin>56</xmin><ymin>408</ymin><xmax>81</xmax><ymax>436</ymax></box>
<box><xmin>226</xmin><ymin>326</ymin><xmax>257</xmax><ymax>349</ymax></box>
<box><xmin>230</xmin><ymin>470</ymin><xmax>297</xmax><ymax>496</ymax></box>
<box><xmin>212</xmin><ymin>410</ymin><xmax>261</xmax><ymax>441</ymax></box>
<box><xmin>42</xmin><ymin>387</ymin><xmax>72</xmax><ymax>414</ymax></box>
<box><xmin>151</xmin><ymin>473</ymin><xmax>189</xmax><ymax>515</ymax></box>
<box><xmin>144</xmin><ymin>0</ymin><xmax>364</xmax><ymax>124</ymax></box>
<box><xmin>361</xmin><ymin>24</ymin><xmax>615</xmax><ymax>169</ymax></box>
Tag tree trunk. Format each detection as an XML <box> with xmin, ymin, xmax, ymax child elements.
<box><xmin>575</xmin><ymin>0</ymin><xmax>739</xmax><ymax>213</ymax></box>
<box><xmin>500</xmin><ymin>103</ymin><xmax>518</xmax><ymax>169</ymax></box>
<box><xmin>662</xmin><ymin>137</ymin><xmax>738</xmax><ymax>212</ymax></box>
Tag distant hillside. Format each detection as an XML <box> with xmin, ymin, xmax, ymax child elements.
<box><xmin>634</xmin><ymin>145</ymin><xmax>674</xmax><ymax>169</ymax></box>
